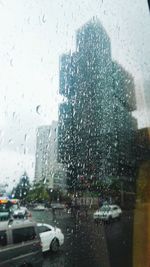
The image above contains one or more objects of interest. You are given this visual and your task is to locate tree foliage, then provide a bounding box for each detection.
[26,179,50,203]
[12,172,30,200]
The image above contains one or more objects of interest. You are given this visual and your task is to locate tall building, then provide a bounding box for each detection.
[35,121,66,190]
[58,18,137,190]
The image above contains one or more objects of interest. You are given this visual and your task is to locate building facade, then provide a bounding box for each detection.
[35,121,66,190]
[58,18,137,191]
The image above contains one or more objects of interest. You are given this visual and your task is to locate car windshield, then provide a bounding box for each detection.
[100,206,111,212]
[0,1,150,267]
[11,204,18,211]
[0,204,9,213]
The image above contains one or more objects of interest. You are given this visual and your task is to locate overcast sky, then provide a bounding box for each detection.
[0,0,150,188]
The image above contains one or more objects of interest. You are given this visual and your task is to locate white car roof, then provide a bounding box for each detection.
[0,219,36,231]
[37,223,54,230]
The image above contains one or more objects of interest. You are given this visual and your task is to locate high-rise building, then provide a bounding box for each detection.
[35,121,66,190]
[58,18,137,190]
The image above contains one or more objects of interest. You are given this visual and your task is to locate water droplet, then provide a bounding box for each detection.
[42,15,46,23]
[24,134,27,141]
[27,17,30,24]
[10,58,13,67]
[36,105,41,115]
[43,177,47,184]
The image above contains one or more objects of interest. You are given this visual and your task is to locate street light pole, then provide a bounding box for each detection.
[121,181,124,206]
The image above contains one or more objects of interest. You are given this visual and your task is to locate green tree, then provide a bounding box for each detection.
[13,172,30,200]
[26,179,50,203]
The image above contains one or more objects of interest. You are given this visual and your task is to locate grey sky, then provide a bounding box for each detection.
[0,0,150,187]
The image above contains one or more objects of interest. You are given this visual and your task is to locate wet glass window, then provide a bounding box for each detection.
[0,1,150,267]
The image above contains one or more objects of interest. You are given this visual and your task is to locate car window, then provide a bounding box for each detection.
[113,207,118,210]
[100,206,110,212]
[0,204,8,212]
[11,204,18,211]
[38,226,51,233]
[12,227,36,244]
[0,231,7,247]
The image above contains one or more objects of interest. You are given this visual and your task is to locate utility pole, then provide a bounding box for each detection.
[121,180,124,206]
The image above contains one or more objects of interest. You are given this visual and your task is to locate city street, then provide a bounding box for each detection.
[32,209,133,267]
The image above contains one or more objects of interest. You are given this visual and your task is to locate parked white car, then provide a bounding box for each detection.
[51,203,66,210]
[37,223,64,252]
[33,205,46,211]
[12,206,31,219]
[93,205,122,222]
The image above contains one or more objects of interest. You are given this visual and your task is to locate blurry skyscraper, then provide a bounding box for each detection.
[58,18,137,190]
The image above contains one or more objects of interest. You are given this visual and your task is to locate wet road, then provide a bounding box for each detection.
[32,209,133,267]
